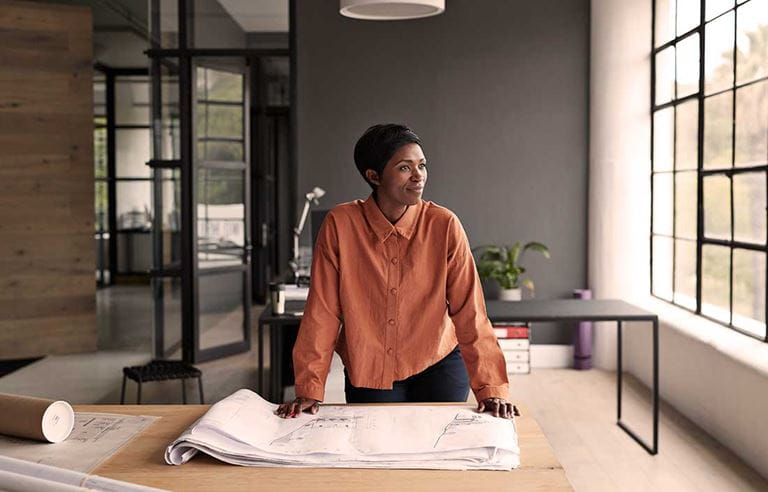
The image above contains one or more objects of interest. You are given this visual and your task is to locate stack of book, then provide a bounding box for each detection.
[493,323,530,374]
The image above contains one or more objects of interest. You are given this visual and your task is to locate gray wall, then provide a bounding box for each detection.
[295,0,589,344]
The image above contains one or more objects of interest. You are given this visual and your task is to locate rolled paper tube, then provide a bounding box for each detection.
[0,393,74,443]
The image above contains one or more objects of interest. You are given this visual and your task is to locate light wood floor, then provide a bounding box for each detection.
[509,369,768,491]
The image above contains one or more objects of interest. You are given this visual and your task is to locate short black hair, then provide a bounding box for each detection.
[354,124,422,191]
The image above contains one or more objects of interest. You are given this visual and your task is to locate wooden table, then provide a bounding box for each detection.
[80,404,572,491]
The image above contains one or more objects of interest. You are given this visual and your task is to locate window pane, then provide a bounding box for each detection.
[156,277,182,356]
[115,77,150,126]
[151,59,180,161]
[676,171,698,238]
[197,103,243,139]
[656,47,675,105]
[704,11,734,94]
[734,172,767,244]
[675,100,699,170]
[706,0,734,20]
[677,0,701,35]
[197,168,245,269]
[95,181,108,231]
[653,236,674,300]
[116,181,152,230]
[736,0,768,85]
[198,141,244,161]
[116,129,151,178]
[674,239,697,309]
[676,34,700,98]
[655,0,676,46]
[702,244,731,322]
[704,174,732,239]
[703,91,734,168]
[199,68,243,102]
[159,170,181,268]
[654,108,675,171]
[734,80,768,166]
[653,173,674,235]
[209,105,243,139]
[94,125,107,178]
[199,271,246,350]
[733,249,766,337]
[94,77,106,118]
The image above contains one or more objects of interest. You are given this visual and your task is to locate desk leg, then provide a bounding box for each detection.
[617,320,623,420]
[258,321,264,396]
[616,318,659,455]
[652,318,659,453]
[273,324,283,403]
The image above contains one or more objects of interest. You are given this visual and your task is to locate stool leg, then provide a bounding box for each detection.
[197,376,204,404]
[137,380,142,405]
[181,378,187,404]
[120,375,126,405]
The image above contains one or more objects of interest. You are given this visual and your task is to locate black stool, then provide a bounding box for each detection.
[121,360,204,404]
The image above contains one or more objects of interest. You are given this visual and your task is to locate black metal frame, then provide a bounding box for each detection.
[93,63,154,286]
[146,0,296,363]
[650,0,768,343]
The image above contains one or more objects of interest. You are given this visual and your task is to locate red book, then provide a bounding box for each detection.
[493,326,529,339]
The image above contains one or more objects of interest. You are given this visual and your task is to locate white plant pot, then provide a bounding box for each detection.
[499,288,522,301]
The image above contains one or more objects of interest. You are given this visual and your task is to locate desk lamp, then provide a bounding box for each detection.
[290,186,325,285]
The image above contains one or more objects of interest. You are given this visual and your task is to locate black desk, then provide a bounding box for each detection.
[486,299,659,455]
[257,300,305,403]
[258,298,659,455]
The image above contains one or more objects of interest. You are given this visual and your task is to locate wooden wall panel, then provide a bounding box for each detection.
[0,0,96,359]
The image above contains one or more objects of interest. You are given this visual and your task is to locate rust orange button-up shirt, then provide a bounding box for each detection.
[293,193,509,403]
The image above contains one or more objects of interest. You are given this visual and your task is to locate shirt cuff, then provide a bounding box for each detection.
[474,385,509,402]
[295,384,325,403]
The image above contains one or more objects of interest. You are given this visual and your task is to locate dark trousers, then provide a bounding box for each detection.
[344,346,470,403]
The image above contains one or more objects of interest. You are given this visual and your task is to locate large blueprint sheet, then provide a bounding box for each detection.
[0,413,157,473]
[165,389,519,470]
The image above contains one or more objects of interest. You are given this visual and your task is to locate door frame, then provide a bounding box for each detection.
[147,0,290,363]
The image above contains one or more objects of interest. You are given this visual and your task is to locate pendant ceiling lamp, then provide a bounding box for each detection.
[340,0,445,20]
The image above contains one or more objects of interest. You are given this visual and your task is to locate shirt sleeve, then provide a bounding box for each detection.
[446,214,510,402]
[292,213,342,402]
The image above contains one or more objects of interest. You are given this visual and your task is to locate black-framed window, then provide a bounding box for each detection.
[93,66,181,284]
[651,0,768,342]
[195,64,247,269]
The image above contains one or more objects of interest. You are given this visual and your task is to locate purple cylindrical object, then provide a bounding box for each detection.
[573,289,592,370]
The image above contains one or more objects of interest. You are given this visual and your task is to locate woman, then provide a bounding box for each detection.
[277,124,513,419]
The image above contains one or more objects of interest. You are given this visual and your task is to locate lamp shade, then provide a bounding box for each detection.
[340,0,445,20]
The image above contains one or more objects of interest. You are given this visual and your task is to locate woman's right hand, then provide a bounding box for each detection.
[275,397,320,418]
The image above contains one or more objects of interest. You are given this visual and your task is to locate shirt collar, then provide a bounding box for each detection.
[362,193,422,243]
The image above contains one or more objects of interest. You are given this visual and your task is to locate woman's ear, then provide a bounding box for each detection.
[365,169,380,186]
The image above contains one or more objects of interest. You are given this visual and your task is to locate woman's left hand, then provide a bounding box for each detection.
[477,398,519,419]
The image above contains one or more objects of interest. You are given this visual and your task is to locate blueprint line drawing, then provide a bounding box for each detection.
[433,412,487,448]
[0,413,157,473]
[270,415,360,446]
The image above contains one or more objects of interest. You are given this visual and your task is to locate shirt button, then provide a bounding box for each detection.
[391,257,398,264]
[387,348,394,355]
[390,288,397,295]
[388,319,395,325]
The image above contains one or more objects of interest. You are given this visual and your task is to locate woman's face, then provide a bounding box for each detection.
[370,143,427,206]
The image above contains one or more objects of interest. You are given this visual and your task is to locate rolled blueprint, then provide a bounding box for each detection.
[0,393,74,443]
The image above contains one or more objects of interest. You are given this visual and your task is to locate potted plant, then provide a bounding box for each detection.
[472,242,551,301]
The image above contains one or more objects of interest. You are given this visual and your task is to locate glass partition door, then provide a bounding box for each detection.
[194,59,252,358]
